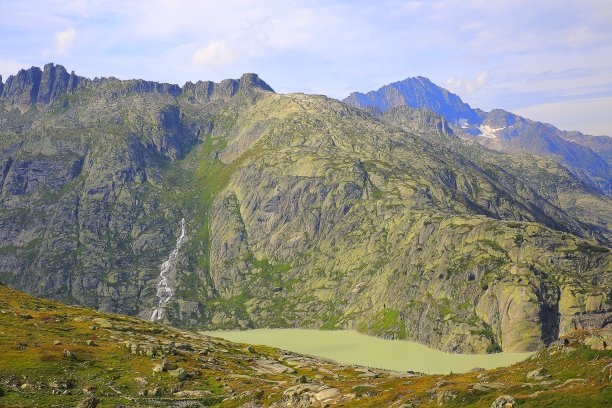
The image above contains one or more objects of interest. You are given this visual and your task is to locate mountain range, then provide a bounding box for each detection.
[344,77,612,195]
[0,63,609,355]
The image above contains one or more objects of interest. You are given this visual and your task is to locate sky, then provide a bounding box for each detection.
[1,0,611,136]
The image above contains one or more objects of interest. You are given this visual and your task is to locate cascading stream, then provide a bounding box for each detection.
[151,218,186,321]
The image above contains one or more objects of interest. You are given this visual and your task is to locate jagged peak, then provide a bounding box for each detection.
[181,73,274,102]
[238,73,274,93]
[394,75,435,87]
[0,63,275,106]
[0,62,84,106]
[344,75,479,125]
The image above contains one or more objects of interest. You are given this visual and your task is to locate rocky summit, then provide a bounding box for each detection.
[0,64,610,356]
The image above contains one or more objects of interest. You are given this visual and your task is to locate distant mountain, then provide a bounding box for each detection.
[560,130,612,164]
[379,105,456,141]
[344,76,481,125]
[343,78,612,194]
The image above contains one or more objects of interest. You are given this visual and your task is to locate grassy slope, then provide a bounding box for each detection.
[0,283,610,407]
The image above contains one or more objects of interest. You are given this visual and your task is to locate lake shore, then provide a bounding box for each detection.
[202,328,532,374]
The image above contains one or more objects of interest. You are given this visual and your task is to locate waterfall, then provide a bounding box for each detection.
[151,218,186,321]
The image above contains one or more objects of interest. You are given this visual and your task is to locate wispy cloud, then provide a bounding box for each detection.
[515,96,612,136]
[192,40,239,69]
[0,59,30,79]
[446,71,489,94]
[55,28,76,54]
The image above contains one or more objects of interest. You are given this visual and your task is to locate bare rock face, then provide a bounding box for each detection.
[182,73,274,103]
[37,63,81,104]
[1,63,83,108]
[0,64,610,354]
[476,277,555,352]
[1,66,42,106]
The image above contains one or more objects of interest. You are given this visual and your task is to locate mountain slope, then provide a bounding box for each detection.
[380,105,612,242]
[559,130,612,164]
[1,283,611,407]
[0,282,420,407]
[343,78,612,194]
[0,64,610,355]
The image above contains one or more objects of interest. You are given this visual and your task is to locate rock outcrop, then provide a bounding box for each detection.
[0,241,611,408]
[1,63,83,108]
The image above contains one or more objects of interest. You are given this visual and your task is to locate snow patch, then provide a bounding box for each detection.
[478,124,506,139]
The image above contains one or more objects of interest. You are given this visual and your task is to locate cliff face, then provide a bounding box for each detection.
[0,65,609,353]
[1,63,82,108]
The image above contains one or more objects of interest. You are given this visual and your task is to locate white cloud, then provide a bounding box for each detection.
[192,40,239,69]
[446,70,488,94]
[261,10,316,49]
[55,27,76,54]
[386,0,424,14]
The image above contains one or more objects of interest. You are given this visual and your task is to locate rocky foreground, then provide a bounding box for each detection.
[0,283,610,407]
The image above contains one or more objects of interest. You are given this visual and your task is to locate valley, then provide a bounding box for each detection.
[1,0,611,406]
[0,64,609,355]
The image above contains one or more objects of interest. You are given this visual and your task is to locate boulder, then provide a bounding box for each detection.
[91,318,113,329]
[153,360,177,374]
[76,396,99,408]
[584,333,609,350]
[314,387,340,402]
[491,395,515,408]
[526,368,550,380]
[471,382,506,392]
[169,367,188,380]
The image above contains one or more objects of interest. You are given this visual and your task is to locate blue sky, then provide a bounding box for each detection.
[1,0,612,135]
